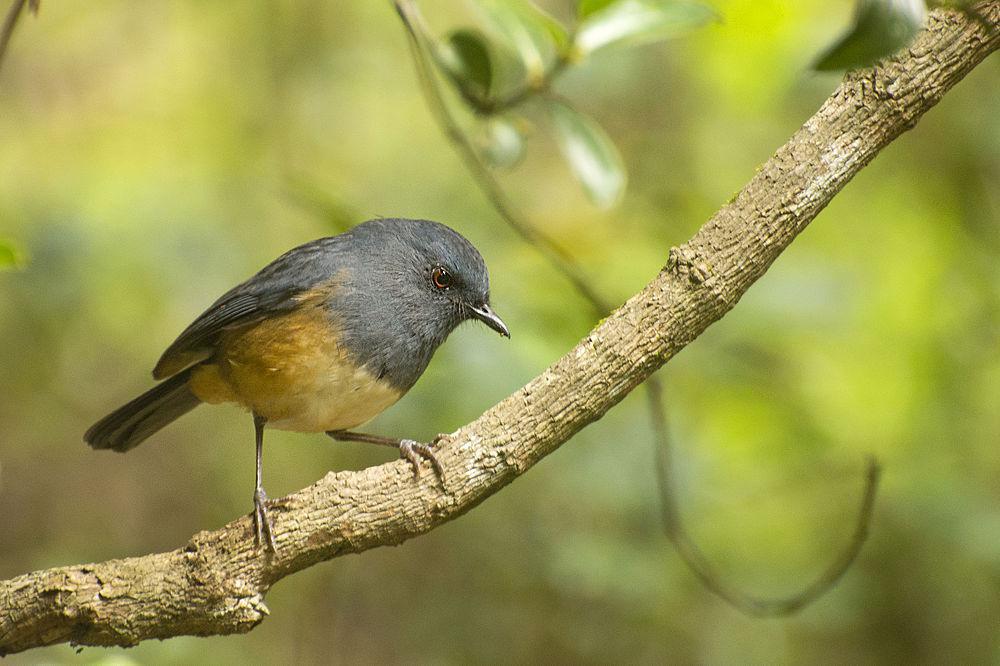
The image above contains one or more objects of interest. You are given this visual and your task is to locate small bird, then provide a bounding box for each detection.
[85,218,509,551]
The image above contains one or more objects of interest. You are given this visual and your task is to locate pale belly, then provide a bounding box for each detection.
[263,362,402,432]
[187,307,403,432]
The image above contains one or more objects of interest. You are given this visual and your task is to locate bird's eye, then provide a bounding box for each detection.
[431,265,452,290]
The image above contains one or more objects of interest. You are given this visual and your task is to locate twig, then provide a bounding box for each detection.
[396,0,882,617]
[396,0,610,318]
[0,0,35,75]
[646,377,881,616]
[469,56,572,115]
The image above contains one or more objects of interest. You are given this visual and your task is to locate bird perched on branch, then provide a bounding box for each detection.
[85,218,509,551]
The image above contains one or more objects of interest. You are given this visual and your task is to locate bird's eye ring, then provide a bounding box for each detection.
[431,265,452,290]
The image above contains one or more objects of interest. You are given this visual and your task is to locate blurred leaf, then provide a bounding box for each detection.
[477,116,526,168]
[574,0,719,55]
[437,29,494,100]
[548,100,626,208]
[473,0,569,84]
[284,175,358,234]
[578,0,617,18]
[0,238,26,270]
[814,0,927,71]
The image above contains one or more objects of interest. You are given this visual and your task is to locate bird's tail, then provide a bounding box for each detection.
[85,368,202,452]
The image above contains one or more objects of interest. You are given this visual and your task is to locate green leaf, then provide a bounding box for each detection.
[473,0,569,84]
[548,101,626,208]
[814,0,927,71]
[0,238,27,271]
[477,116,526,169]
[437,29,494,99]
[578,0,617,18]
[574,0,719,55]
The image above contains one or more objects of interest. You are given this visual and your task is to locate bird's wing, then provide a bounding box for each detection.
[152,237,342,380]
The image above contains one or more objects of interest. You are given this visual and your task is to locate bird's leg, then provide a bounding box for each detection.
[326,430,446,482]
[252,413,276,552]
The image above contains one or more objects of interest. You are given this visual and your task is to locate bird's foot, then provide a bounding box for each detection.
[252,487,276,553]
[399,438,446,484]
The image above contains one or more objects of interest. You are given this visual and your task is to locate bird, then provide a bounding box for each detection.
[84,217,509,551]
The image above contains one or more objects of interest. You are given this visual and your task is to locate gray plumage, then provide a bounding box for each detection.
[331,218,491,390]
[84,369,201,452]
[86,217,504,452]
[157,217,492,389]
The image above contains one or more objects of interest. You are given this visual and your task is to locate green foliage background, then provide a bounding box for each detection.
[1,1,998,663]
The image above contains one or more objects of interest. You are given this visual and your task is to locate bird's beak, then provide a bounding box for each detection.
[469,303,510,338]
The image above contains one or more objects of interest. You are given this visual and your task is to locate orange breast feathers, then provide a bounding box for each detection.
[187,301,402,433]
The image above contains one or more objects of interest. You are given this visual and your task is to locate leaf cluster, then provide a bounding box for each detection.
[434,0,718,208]
[429,0,936,210]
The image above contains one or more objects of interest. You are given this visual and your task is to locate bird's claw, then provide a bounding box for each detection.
[252,488,276,553]
[399,438,446,484]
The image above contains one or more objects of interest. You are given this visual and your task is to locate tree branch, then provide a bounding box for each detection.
[396,0,882,617]
[0,0,36,76]
[1,2,996,655]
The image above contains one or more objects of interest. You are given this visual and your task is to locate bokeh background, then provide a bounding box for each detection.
[1,1,998,663]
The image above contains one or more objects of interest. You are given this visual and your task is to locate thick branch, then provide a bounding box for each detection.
[397,0,881,617]
[1,3,996,655]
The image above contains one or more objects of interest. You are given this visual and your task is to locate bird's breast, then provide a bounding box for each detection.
[188,305,403,432]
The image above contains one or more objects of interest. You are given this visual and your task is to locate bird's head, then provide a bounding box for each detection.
[335,218,508,390]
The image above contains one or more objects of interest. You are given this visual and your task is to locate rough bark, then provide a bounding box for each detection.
[1,3,997,655]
